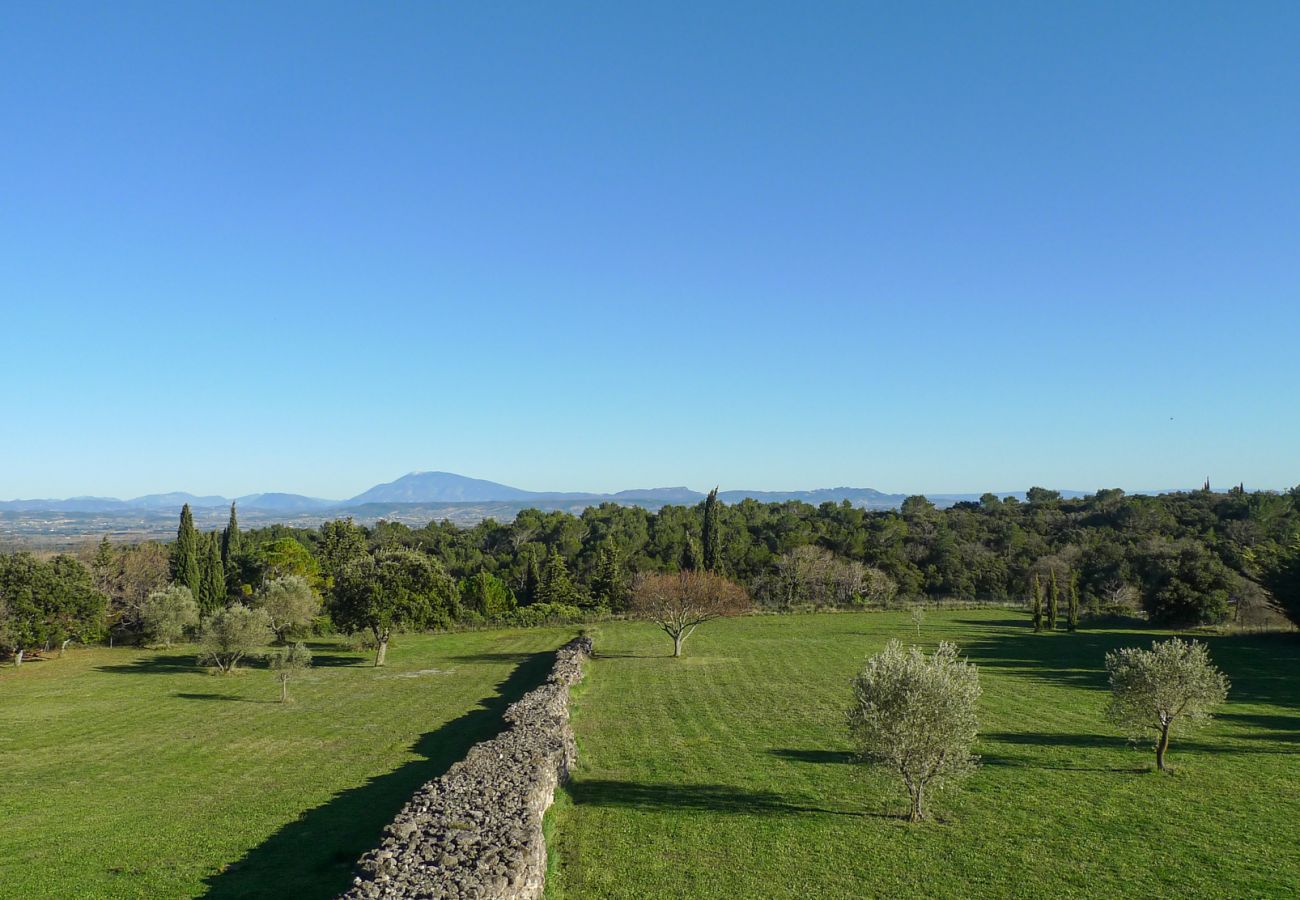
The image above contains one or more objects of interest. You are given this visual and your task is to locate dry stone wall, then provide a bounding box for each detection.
[341,636,592,900]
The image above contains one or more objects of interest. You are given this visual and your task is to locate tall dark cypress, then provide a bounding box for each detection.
[199,531,226,613]
[1066,576,1080,632]
[702,486,721,572]
[522,551,542,606]
[1031,574,1044,633]
[221,501,242,590]
[171,504,201,597]
[1047,570,1060,631]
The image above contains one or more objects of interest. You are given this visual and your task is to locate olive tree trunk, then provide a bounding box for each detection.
[375,638,389,667]
[14,649,23,668]
[1156,722,1172,771]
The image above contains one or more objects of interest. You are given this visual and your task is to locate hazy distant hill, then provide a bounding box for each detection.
[343,472,536,504]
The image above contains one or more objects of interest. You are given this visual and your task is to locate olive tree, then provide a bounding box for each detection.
[255,575,320,643]
[197,603,272,673]
[269,641,313,703]
[629,571,749,657]
[847,641,981,822]
[140,584,199,648]
[1105,638,1229,771]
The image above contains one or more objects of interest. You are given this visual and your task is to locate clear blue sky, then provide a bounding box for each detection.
[2,2,1297,500]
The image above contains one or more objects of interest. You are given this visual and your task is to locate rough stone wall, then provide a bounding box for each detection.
[342,636,592,900]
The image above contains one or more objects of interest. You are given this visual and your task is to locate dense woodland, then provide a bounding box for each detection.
[3,485,1300,658]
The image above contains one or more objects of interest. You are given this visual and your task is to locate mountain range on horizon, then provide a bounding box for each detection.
[0,469,1172,516]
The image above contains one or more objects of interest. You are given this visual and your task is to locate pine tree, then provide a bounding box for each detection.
[171,504,201,597]
[1031,574,1044,633]
[538,549,579,606]
[221,501,242,592]
[1047,570,1060,631]
[591,543,626,610]
[199,532,226,613]
[702,486,721,572]
[1067,575,1080,632]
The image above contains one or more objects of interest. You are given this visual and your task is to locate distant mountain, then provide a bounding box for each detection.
[128,492,230,509]
[236,493,338,512]
[344,472,537,505]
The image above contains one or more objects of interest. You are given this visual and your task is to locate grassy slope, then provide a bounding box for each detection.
[0,627,572,899]
[546,611,1300,899]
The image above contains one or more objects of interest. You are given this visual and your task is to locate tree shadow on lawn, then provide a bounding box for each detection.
[982,730,1288,757]
[768,748,856,765]
[201,648,557,900]
[568,779,897,820]
[174,692,276,703]
[97,653,197,675]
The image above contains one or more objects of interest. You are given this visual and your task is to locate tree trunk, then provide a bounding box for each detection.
[280,678,289,703]
[375,639,388,667]
[14,649,23,667]
[1156,723,1171,771]
[60,639,71,657]
[673,633,683,657]
[909,783,925,822]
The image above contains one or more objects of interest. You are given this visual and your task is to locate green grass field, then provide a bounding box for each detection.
[545,611,1300,899]
[0,627,572,899]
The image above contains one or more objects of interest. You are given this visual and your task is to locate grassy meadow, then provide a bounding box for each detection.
[544,610,1300,899]
[0,627,573,899]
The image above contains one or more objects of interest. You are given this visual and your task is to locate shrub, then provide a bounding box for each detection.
[140,584,199,648]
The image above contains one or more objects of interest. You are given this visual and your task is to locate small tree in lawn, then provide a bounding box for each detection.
[1105,638,1229,772]
[269,641,312,703]
[847,641,981,822]
[197,603,272,674]
[140,584,199,648]
[909,606,925,638]
[629,571,748,658]
[256,575,320,643]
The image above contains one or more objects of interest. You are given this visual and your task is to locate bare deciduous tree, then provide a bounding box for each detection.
[1105,638,1229,771]
[630,571,749,657]
[269,641,313,703]
[847,640,981,822]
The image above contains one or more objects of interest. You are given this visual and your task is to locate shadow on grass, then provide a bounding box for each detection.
[442,651,540,664]
[201,648,557,900]
[97,653,196,675]
[568,780,895,819]
[768,748,855,765]
[174,692,276,703]
[980,754,1150,774]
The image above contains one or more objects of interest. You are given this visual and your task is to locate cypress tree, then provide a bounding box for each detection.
[1066,575,1080,632]
[1031,574,1044,632]
[702,487,721,572]
[171,504,201,597]
[221,501,242,591]
[1047,570,1060,631]
[522,551,542,606]
[199,532,226,613]
[591,543,626,610]
[680,536,701,572]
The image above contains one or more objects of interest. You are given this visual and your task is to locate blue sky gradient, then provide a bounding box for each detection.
[2,2,1297,499]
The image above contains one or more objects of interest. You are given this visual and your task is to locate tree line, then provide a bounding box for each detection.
[3,485,1299,664]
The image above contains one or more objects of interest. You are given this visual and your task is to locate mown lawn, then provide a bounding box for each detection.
[545,610,1300,899]
[0,627,572,899]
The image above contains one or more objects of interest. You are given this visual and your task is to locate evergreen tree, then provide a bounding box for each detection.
[221,502,242,591]
[1067,575,1080,632]
[170,504,201,597]
[521,550,542,606]
[591,543,626,610]
[702,487,721,572]
[538,549,580,606]
[1031,574,1044,633]
[1047,570,1060,630]
[680,536,701,572]
[199,532,226,613]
